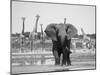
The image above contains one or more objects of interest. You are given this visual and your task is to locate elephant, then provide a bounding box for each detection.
[45,23,77,66]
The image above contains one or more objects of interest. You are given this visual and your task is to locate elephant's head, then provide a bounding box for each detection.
[45,23,77,47]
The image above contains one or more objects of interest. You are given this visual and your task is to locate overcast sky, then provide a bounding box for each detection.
[12,1,95,34]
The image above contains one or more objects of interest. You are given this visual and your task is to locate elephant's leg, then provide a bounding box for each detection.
[58,49,62,65]
[53,50,60,65]
[62,49,68,66]
[66,52,71,66]
[53,46,60,65]
[66,39,72,65]
[62,48,72,66]
[52,42,60,65]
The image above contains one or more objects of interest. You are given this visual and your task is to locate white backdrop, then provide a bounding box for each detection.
[0,0,99,75]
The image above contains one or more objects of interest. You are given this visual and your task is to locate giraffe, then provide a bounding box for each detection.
[29,14,40,51]
[81,28,91,49]
[81,28,90,41]
[29,14,40,39]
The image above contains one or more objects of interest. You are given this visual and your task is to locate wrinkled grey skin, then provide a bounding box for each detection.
[45,23,77,66]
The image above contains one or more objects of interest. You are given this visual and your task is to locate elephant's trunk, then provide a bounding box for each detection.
[60,34,72,54]
[58,31,67,48]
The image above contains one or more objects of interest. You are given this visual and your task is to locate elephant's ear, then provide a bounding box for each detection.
[45,24,58,41]
[65,24,78,38]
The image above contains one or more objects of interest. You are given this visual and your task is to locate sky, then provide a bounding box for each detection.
[12,1,95,34]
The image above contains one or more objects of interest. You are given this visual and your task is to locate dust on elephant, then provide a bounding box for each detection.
[45,23,77,66]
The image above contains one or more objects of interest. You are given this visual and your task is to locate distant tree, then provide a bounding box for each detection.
[87,33,96,39]
[23,32,30,38]
[11,33,20,37]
